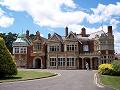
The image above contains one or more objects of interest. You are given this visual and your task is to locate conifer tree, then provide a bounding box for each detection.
[0,37,17,77]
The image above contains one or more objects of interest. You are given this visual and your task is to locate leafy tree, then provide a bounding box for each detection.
[0,32,17,54]
[112,60,120,76]
[0,37,17,77]
[5,32,17,54]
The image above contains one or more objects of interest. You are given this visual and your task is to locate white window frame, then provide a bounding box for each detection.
[49,45,60,52]
[58,57,65,66]
[14,47,19,53]
[50,57,56,66]
[67,57,75,66]
[67,44,77,51]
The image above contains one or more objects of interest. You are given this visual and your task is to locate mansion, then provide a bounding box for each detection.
[12,26,114,69]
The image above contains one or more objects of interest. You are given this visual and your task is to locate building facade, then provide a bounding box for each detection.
[13,31,47,69]
[13,26,114,69]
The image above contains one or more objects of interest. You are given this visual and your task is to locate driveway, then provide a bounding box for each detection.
[0,69,113,90]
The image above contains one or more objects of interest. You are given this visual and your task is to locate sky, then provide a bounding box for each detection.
[0,0,120,53]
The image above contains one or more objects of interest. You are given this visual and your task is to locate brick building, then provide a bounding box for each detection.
[13,26,114,69]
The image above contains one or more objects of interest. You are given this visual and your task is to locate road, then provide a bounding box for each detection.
[0,69,113,90]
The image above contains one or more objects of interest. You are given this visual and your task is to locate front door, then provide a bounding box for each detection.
[35,58,41,68]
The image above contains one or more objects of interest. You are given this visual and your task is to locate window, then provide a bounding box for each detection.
[104,56,106,58]
[50,58,56,66]
[14,47,27,54]
[34,43,41,50]
[67,44,77,51]
[49,45,60,52]
[67,58,75,66]
[58,58,65,66]
[24,48,27,53]
[20,47,27,54]
[15,48,19,53]
[20,48,24,53]
[83,45,89,51]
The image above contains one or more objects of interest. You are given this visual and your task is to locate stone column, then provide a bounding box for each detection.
[82,58,84,69]
[98,57,101,65]
[65,54,67,69]
[64,44,66,51]
[56,54,58,69]
[90,58,92,70]
[47,55,50,68]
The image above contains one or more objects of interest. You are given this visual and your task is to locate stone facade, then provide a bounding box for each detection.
[13,26,114,69]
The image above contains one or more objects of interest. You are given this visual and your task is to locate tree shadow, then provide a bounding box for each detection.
[0,76,22,80]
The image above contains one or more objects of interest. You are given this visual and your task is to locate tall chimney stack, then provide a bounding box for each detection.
[81,27,86,37]
[65,26,68,37]
[108,26,112,35]
[26,30,29,39]
[48,33,51,39]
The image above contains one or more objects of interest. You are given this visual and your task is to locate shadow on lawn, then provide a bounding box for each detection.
[0,76,22,80]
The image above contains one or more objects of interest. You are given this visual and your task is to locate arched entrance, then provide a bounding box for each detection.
[83,57,91,69]
[92,57,99,70]
[33,57,42,69]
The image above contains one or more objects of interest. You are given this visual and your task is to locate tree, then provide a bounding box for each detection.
[5,32,17,54]
[0,32,17,54]
[0,37,17,77]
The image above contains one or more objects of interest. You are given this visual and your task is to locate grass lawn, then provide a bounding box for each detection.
[101,75,120,90]
[0,70,57,83]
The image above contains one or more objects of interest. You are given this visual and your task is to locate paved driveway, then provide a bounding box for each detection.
[0,69,113,90]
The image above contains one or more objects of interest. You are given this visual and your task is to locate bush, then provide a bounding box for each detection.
[0,37,17,77]
[111,60,120,76]
[98,64,113,75]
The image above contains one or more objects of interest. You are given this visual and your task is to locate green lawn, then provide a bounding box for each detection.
[0,70,57,83]
[101,75,120,90]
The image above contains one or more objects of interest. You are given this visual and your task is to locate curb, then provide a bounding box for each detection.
[0,73,60,84]
[94,73,104,88]
[94,73,115,90]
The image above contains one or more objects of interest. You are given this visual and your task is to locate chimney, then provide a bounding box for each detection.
[81,27,86,37]
[108,26,112,35]
[65,26,68,37]
[36,31,40,38]
[26,30,29,39]
[48,33,51,39]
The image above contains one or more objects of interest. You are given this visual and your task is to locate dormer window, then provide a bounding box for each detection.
[83,45,89,51]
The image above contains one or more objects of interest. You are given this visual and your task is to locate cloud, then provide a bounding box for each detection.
[0,0,120,53]
[68,24,108,34]
[0,8,14,28]
[0,0,88,28]
[87,2,120,25]
[114,32,120,53]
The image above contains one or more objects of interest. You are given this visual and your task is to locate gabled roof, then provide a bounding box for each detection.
[48,33,63,42]
[65,31,82,44]
[88,30,106,39]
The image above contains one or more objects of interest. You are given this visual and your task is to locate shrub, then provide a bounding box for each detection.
[0,37,17,77]
[111,60,120,76]
[98,64,113,75]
